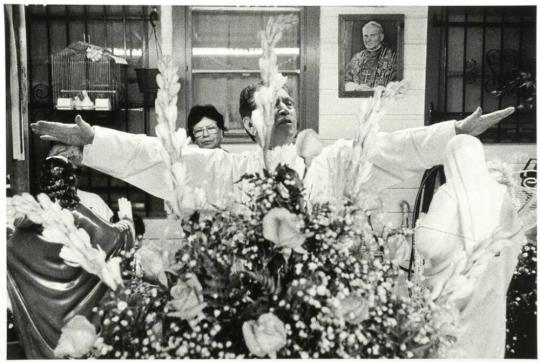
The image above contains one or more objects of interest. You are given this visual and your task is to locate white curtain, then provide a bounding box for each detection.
[6,4,28,161]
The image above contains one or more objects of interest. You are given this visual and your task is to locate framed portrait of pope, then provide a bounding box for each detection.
[339,14,404,98]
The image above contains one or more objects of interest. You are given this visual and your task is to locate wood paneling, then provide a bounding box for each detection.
[301,6,320,132]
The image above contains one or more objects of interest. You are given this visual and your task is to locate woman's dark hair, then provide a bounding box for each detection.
[186,105,226,141]
[40,156,80,209]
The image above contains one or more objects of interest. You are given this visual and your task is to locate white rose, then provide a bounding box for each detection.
[54,315,97,358]
[242,313,287,358]
[334,295,370,324]
[262,208,306,251]
[136,246,170,287]
[167,274,206,321]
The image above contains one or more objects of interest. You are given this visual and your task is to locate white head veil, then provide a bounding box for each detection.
[443,135,507,255]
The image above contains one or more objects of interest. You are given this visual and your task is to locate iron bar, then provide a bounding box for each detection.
[142,5,150,217]
[480,8,486,111]
[64,5,70,44]
[497,12,505,142]
[515,13,524,142]
[461,10,468,116]
[191,69,301,74]
[122,5,130,201]
[443,9,449,117]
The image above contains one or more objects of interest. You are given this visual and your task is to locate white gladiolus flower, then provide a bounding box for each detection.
[154,55,207,219]
[171,162,188,187]
[171,129,188,155]
[41,227,69,244]
[100,257,124,291]
[156,73,164,89]
[165,106,178,132]
[36,193,54,208]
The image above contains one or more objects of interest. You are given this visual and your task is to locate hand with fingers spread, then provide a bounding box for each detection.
[117,197,133,222]
[30,115,95,146]
[455,106,515,136]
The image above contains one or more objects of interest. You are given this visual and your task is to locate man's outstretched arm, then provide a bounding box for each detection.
[32,115,173,199]
[366,106,516,188]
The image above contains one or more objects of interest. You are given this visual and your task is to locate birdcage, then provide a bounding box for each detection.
[51,41,127,111]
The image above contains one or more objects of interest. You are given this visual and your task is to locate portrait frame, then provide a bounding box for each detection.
[338,14,404,98]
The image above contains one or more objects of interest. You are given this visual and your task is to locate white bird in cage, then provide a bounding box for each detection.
[80,91,94,110]
[73,95,83,110]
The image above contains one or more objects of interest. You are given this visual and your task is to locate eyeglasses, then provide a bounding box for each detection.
[193,126,219,138]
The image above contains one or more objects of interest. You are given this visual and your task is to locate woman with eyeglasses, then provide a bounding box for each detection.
[187,105,227,149]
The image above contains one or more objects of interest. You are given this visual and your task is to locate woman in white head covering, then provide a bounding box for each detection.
[415,134,525,358]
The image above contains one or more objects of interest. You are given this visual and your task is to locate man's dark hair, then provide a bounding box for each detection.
[239,83,262,120]
[239,84,261,141]
[186,105,226,141]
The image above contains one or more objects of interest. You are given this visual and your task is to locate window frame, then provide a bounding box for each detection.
[184,6,319,144]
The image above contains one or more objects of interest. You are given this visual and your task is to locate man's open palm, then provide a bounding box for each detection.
[31,115,94,146]
[456,106,515,136]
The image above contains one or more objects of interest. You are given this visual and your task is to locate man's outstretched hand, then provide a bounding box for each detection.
[30,115,95,146]
[455,106,515,136]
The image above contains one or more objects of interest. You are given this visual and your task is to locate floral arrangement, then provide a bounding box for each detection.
[7,15,461,360]
[50,164,455,359]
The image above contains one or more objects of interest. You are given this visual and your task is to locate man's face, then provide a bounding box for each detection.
[192,117,223,149]
[269,88,298,148]
[362,25,384,51]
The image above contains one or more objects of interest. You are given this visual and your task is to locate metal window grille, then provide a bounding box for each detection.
[428,6,536,143]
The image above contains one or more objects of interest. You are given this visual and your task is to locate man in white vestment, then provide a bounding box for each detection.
[31,85,515,207]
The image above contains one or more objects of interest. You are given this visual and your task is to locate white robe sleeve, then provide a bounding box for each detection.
[82,126,263,203]
[304,120,456,202]
[366,120,457,189]
[83,126,173,200]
